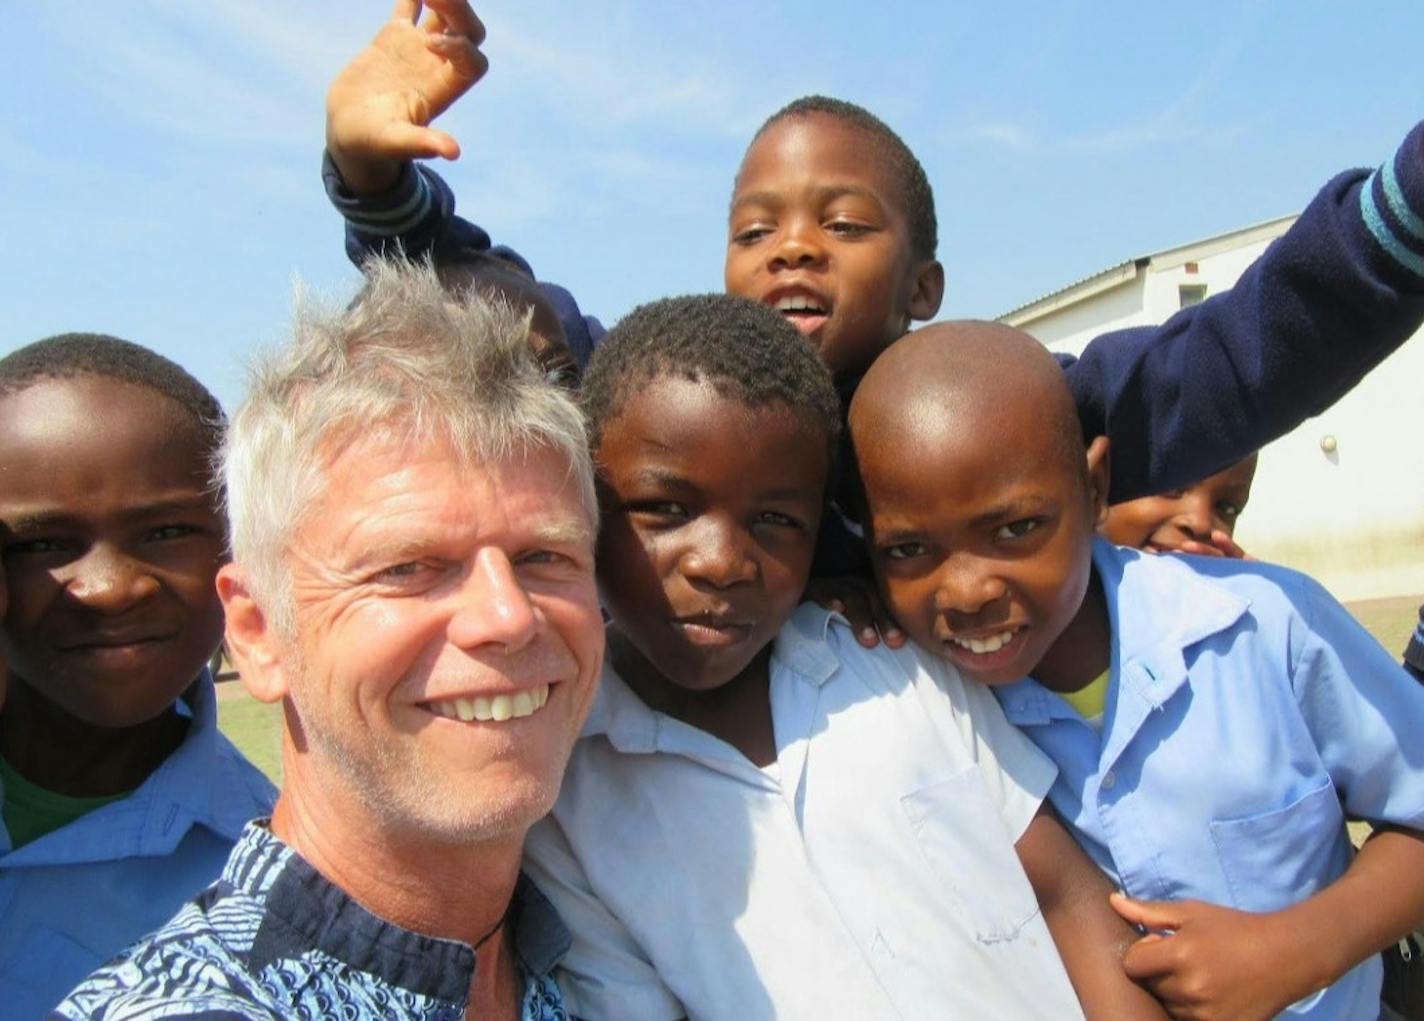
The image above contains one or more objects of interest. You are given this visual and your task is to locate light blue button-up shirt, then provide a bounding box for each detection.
[0,673,275,1019]
[997,539,1424,1020]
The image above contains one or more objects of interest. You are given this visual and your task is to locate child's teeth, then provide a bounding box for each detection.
[954,631,1016,654]
[776,296,824,313]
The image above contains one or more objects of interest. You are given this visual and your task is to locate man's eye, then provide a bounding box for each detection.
[883,542,926,561]
[995,519,1040,541]
[376,561,432,583]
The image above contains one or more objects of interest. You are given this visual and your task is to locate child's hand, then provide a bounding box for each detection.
[1172,530,1253,560]
[804,575,906,649]
[1111,894,1310,1021]
[326,0,489,194]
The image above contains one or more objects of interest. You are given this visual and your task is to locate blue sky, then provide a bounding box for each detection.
[5,1,1423,405]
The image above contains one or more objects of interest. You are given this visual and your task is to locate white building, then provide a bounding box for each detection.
[998,218,1424,602]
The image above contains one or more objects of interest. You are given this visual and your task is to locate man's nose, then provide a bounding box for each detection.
[449,548,539,653]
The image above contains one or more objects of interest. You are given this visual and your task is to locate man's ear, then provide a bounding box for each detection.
[908,259,945,322]
[1085,435,1111,527]
[216,563,291,705]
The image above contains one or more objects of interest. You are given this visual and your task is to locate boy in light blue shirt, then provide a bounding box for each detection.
[0,335,275,1018]
[849,320,1424,1020]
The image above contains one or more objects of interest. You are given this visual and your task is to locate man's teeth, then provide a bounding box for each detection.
[950,631,1017,655]
[429,684,550,722]
[775,295,826,313]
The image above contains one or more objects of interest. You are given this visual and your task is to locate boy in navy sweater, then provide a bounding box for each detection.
[322,1,1424,578]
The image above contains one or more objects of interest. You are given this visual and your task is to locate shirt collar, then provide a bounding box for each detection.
[0,671,275,864]
[999,540,1250,724]
[582,606,843,756]
[229,821,569,1001]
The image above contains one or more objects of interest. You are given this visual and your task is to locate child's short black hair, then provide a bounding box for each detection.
[754,95,937,262]
[582,294,840,461]
[0,333,224,452]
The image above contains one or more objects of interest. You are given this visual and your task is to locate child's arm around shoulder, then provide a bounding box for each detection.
[1066,121,1424,503]
[1016,806,1170,1021]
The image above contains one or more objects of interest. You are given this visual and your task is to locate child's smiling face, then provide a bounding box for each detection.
[851,323,1110,689]
[0,376,227,727]
[595,375,828,697]
[725,113,943,380]
[1100,454,1257,552]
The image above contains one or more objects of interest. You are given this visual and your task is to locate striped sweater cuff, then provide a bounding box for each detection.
[1360,122,1424,280]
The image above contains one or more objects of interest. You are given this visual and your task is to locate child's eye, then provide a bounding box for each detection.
[883,541,927,561]
[628,501,689,520]
[1215,502,1243,521]
[731,224,774,245]
[7,537,69,556]
[825,219,873,238]
[146,524,200,542]
[994,519,1041,541]
[754,510,803,530]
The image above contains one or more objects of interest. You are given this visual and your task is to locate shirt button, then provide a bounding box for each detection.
[1100,770,1116,790]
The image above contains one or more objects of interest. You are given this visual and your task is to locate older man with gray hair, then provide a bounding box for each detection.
[56,259,604,1021]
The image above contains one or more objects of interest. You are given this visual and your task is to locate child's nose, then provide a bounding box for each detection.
[769,216,827,269]
[932,557,1008,615]
[679,523,758,589]
[66,545,161,614]
[1170,494,1215,540]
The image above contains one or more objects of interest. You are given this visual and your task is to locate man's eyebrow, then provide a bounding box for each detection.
[533,519,595,547]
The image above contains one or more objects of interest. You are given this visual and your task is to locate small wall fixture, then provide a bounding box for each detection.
[1320,434,1338,454]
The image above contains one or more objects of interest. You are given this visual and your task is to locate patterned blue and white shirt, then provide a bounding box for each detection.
[53,821,573,1020]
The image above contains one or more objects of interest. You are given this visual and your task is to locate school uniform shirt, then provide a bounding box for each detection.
[0,673,275,1019]
[996,539,1424,1021]
[522,604,1084,1021]
[54,822,573,1021]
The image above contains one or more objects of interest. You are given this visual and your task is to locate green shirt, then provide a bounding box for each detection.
[1059,669,1110,730]
[0,755,133,849]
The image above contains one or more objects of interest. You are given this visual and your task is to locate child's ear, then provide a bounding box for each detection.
[216,563,291,705]
[1085,435,1111,526]
[907,260,945,322]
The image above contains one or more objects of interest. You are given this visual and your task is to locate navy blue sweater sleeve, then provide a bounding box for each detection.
[1065,122,1424,502]
[322,153,605,368]
[325,124,1424,499]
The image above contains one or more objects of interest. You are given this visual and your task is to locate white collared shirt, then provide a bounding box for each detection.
[524,605,1083,1020]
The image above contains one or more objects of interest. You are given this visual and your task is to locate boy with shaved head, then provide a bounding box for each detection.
[850,322,1424,1020]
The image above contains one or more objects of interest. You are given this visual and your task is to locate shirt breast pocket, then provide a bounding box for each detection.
[901,765,1041,944]
[1209,778,1345,914]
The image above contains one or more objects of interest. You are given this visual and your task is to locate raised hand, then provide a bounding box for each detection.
[326,0,489,194]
